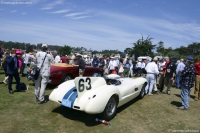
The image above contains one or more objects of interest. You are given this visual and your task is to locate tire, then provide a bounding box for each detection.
[61,74,71,83]
[100,96,118,121]
[139,82,147,99]
[93,72,102,77]
[97,72,103,77]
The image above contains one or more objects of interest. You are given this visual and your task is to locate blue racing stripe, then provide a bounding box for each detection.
[62,86,76,100]
[62,86,77,108]
[68,91,77,108]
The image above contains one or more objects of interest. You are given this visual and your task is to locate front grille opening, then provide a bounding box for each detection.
[74,106,80,109]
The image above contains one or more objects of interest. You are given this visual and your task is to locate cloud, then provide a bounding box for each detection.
[95,10,200,46]
[21,12,27,15]
[64,12,88,18]
[10,10,17,13]
[72,16,91,20]
[47,0,64,7]
[50,9,70,14]
[40,0,64,10]
[40,7,53,10]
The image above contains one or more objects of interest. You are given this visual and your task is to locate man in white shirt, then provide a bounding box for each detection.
[145,57,159,95]
[34,44,55,104]
[22,51,31,76]
[135,60,142,76]
[108,57,115,74]
[113,57,119,74]
[85,56,90,66]
[55,54,61,63]
[176,59,185,88]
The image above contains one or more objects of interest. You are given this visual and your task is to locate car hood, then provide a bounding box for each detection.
[50,63,77,71]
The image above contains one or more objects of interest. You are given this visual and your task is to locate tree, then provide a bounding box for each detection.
[131,35,156,57]
[58,45,72,56]
[156,41,165,55]
[167,51,180,59]
[124,48,132,56]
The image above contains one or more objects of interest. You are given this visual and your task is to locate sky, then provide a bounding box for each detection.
[0,0,200,52]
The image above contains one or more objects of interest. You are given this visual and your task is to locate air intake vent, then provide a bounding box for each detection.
[74,106,80,109]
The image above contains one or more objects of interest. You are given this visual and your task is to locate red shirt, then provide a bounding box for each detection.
[160,61,169,74]
[195,62,200,75]
[61,56,69,63]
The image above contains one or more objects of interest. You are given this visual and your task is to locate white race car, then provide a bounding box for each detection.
[49,74,147,120]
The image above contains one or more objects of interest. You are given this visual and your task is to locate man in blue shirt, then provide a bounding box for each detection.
[92,56,99,68]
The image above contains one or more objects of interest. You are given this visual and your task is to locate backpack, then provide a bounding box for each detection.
[16,82,27,91]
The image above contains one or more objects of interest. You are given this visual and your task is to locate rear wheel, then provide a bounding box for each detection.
[61,74,72,83]
[100,96,118,121]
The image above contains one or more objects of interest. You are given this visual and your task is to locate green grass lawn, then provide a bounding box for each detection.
[0,70,200,133]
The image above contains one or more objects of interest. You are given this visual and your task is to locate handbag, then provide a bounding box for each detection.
[34,54,47,80]
[119,66,124,73]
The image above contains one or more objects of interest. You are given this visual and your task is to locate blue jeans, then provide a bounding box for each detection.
[176,73,181,88]
[145,74,155,94]
[180,85,191,109]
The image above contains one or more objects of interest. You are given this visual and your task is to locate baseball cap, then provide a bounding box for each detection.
[186,56,194,62]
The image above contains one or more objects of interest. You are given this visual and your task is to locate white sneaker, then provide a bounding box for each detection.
[3,80,7,84]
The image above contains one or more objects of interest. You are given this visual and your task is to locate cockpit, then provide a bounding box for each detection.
[105,74,121,85]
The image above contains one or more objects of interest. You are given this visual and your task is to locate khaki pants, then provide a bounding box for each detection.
[163,77,173,92]
[159,74,165,91]
[194,75,200,99]
[34,74,49,102]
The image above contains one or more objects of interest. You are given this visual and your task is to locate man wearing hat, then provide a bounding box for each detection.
[34,43,55,104]
[178,56,196,110]
[144,57,159,95]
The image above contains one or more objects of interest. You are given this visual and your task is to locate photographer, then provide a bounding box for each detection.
[34,44,55,104]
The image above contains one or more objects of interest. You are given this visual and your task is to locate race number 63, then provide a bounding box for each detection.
[78,78,91,92]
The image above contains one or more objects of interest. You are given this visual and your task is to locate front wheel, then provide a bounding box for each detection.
[100,96,118,121]
[139,82,147,99]
[61,74,72,83]
[92,72,103,77]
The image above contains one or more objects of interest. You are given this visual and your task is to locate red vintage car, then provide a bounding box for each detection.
[49,63,104,84]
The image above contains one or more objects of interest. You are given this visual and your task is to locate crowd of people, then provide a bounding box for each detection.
[0,45,199,110]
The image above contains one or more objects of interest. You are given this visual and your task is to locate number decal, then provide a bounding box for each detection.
[86,78,91,90]
[78,78,91,92]
[78,79,84,92]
